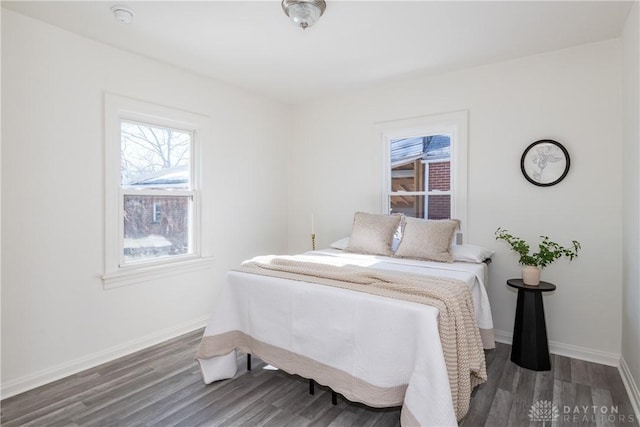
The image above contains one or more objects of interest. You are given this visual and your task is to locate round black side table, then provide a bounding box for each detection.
[507,278,556,371]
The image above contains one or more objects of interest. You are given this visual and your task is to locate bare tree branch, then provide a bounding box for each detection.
[121,121,191,183]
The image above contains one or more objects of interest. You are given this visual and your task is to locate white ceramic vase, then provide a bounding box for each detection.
[522,265,541,286]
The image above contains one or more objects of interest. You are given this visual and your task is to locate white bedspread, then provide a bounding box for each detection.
[197,250,494,427]
[311,249,494,333]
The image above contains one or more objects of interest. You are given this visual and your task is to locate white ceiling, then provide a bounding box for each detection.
[3,1,634,105]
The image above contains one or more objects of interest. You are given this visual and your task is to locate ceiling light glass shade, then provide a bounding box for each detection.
[282,0,326,30]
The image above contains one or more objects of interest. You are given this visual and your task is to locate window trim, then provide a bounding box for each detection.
[377,110,468,234]
[103,93,213,288]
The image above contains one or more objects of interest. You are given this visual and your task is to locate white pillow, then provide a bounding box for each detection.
[344,212,403,256]
[451,243,494,263]
[394,218,460,262]
[331,236,401,252]
[330,237,350,250]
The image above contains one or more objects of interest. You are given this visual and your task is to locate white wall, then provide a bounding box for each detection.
[621,1,640,414]
[289,40,623,361]
[1,10,290,396]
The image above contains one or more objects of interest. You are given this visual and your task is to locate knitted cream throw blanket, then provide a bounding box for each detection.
[236,256,487,421]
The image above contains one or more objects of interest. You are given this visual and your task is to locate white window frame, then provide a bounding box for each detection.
[424,158,452,205]
[377,110,468,235]
[103,94,213,288]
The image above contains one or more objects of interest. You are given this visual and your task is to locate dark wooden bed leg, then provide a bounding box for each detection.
[331,390,337,405]
[247,354,252,371]
[309,379,315,395]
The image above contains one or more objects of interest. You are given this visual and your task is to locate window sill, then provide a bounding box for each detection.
[102,256,215,289]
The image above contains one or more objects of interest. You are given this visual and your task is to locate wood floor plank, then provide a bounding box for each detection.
[507,367,537,426]
[209,375,294,426]
[306,404,344,427]
[489,341,511,369]
[554,354,573,383]
[114,372,211,425]
[571,358,593,386]
[371,408,402,427]
[166,367,286,425]
[484,388,514,426]
[20,401,87,427]
[592,387,617,427]
[532,364,555,404]
[152,366,276,426]
[575,383,597,427]
[74,365,203,425]
[602,366,639,427]
[2,366,157,426]
[1,372,101,420]
[260,408,309,426]
[2,329,638,427]
[459,347,504,427]
[271,377,327,415]
[589,362,615,391]
[552,379,565,427]
[559,379,579,412]
[230,403,281,427]
[497,348,522,393]
[350,405,399,426]
[215,398,281,427]
[326,405,368,426]
[269,376,312,409]
[297,388,337,421]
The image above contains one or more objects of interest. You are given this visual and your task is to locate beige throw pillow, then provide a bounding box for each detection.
[345,212,403,256]
[395,218,460,262]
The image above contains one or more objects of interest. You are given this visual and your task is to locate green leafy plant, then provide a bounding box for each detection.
[495,228,581,269]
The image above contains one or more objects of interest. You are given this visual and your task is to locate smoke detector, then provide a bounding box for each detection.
[111,5,135,24]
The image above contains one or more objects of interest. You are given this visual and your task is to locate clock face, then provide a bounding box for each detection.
[521,140,570,187]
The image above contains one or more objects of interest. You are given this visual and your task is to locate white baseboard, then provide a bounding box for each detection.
[1,315,209,400]
[493,329,621,367]
[619,356,640,421]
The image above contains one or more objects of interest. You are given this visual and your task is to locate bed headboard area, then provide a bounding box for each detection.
[329,211,494,264]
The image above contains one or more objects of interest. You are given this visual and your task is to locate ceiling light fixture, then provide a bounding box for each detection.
[111,5,135,24]
[281,0,326,30]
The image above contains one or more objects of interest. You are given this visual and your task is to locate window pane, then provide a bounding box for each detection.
[390,135,450,190]
[427,194,451,220]
[390,195,425,218]
[389,194,451,220]
[428,161,450,191]
[391,161,423,192]
[389,134,452,219]
[123,195,191,263]
[120,121,191,190]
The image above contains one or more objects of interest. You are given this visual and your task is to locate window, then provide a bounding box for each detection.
[389,135,451,219]
[379,111,468,232]
[152,202,162,224]
[121,120,194,264]
[104,94,212,287]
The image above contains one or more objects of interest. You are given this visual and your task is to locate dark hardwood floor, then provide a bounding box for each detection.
[1,329,637,426]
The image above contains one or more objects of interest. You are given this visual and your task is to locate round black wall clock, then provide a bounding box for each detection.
[520,139,570,187]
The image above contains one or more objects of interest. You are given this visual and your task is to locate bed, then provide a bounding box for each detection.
[196,214,495,427]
